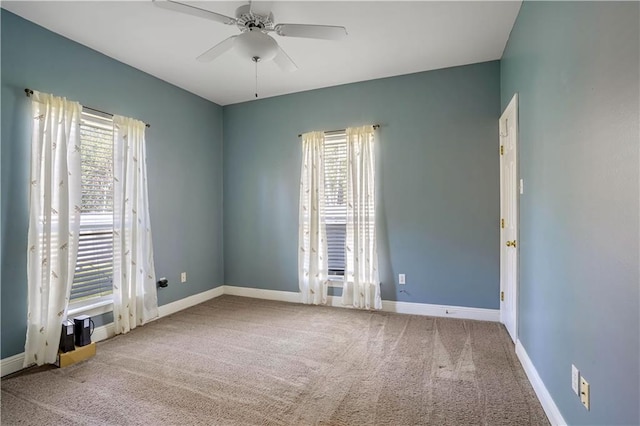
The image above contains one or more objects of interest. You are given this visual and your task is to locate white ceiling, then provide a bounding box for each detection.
[3,1,522,105]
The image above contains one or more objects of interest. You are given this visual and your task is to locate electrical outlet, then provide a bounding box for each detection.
[399,274,406,285]
[580,376,590,410]
[571,364,579,395]
[181,272,187,283]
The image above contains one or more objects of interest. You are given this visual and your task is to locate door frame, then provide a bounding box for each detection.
[499,93,519,341]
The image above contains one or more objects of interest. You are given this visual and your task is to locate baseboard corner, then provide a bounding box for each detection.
[515,339,567,426]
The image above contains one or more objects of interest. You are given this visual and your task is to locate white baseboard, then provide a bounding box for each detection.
[382,299,499,322]
[223,285,302,304]
[1,285,558,426]
[92,322,116,343]
[1,286,226,377]
[223,285,499,322]
[1,322,116,377]
[2,285,497,377]
[515,339,566,426]
[157,286,224,318]
[0,352,27,378]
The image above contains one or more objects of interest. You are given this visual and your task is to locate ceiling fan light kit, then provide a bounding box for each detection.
[235,30,278,62]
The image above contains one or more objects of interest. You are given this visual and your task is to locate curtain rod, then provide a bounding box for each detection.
[298,124,379,138]
[25,88,150,128]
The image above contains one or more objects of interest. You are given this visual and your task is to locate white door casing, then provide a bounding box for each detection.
[499,93,518,343]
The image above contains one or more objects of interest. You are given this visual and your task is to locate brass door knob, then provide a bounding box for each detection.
[506,240,517,248]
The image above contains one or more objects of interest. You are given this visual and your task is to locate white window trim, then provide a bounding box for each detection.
[68,295,113,318]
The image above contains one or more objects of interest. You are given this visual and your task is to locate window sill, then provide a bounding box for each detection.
[68,296,113,318]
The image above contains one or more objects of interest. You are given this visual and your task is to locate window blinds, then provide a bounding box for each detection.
[323,131,347,275]
[71,111,114,302]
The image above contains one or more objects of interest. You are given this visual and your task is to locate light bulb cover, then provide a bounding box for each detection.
[235,30,278,61]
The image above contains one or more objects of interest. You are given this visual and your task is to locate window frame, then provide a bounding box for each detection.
[70,109,115,313]
[323,131,348,281]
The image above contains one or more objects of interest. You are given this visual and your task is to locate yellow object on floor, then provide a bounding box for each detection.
[56,342,96,368]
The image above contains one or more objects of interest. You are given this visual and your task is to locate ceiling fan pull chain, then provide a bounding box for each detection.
[254,56,259,98]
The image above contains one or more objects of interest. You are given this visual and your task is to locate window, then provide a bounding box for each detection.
[71,110,114,303]
[323,131,347,276]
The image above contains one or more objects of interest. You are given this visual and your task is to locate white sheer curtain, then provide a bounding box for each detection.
[342,126,381,310]
[298,131,329,305]
[25,91,82,366]
[112,115,158,334]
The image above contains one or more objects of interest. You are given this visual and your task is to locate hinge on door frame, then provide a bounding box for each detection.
[500,145,504,155]
[501,291,504,302]
[501,218,505,229]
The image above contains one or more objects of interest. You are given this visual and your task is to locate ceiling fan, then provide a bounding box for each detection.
[153,0,348,72]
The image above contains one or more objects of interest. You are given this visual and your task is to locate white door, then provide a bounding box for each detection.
[499,94,518,343]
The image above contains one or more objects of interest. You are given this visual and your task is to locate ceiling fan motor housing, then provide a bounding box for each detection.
[235,4,274,32]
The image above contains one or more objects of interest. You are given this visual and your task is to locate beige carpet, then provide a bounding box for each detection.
[2,295,549,425]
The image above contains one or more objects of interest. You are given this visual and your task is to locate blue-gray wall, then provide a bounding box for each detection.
[223,61,501,308]
[501,2,639,424]
[1,10,224,359]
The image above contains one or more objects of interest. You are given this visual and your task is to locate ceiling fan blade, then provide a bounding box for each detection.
[273,45,298,72]
[196,36,238,62]
[249,1,273,17]
[274,24,347,40]
[153,0,236,25]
